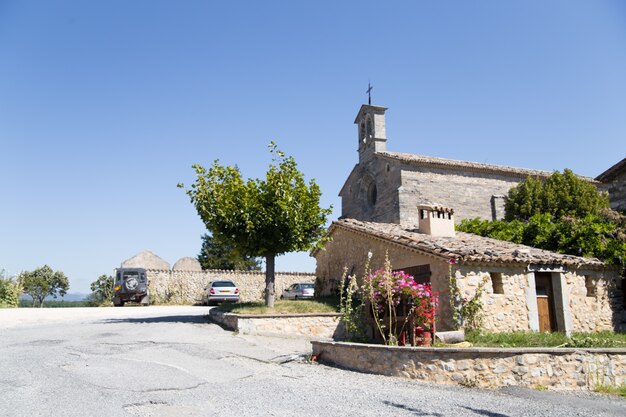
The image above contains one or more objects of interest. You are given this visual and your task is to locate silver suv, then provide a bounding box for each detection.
[113,268,150,306]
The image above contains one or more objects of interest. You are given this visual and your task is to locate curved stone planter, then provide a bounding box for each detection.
[311,340,626,391]
[209,309,342,339]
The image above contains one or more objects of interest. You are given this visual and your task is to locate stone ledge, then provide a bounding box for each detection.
[226,312,341,319]
[312,340,626,355]
[311,340,626,391]
[209,309,342,339]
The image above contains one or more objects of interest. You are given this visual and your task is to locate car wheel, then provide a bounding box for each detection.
[295,296,299,300]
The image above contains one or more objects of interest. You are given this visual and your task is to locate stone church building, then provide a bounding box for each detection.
[314,103,625,333]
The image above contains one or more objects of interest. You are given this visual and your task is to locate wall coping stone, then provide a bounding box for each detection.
[211,310,341,319]
[120,267,316,275]
[312,340,626,355]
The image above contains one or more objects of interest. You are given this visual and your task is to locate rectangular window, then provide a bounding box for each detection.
[490,272,504,294]
[585,275,596,297]
[394,264,431,284]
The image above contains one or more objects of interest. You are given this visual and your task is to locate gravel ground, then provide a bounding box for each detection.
[0,306,624,417]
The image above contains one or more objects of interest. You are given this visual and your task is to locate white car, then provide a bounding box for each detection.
[281,283,315,300]
[203,280,240,305]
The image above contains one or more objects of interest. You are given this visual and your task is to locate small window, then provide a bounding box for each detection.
[585,275,596,297]
[386,163,390,173]
[367,183,377,206]
[490,272,504,294]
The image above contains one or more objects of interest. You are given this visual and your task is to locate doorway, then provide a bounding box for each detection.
[535,272,557,332]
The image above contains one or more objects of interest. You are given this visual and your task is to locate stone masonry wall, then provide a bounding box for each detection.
[452,267,531,332]
[340,154,528,226]
[209,310,342,339]
[145,269,315,304]
[340,161,402,224]
[605,168,626,212]
[312,341,626,391]
[399,167,523,224]
[566,270,622,332]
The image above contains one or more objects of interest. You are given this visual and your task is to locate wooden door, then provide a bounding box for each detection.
[535,273,557,332]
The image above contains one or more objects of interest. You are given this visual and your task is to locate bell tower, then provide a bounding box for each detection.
[354,104,387,162]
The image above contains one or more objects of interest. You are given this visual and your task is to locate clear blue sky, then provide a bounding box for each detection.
[1,1,625,294]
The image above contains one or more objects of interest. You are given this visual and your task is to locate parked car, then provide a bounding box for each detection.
[113,268,149,306]
[203,280,240,305]
[281,283,315,300]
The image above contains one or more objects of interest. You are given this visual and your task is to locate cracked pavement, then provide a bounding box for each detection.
[1,306,625,417]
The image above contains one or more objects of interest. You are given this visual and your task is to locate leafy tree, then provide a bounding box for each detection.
[458,169,626,273]
[20,265,69,308]
[89,274,114,305]
[198,234,261,271]
[0,271,21,308]
[505,168,610,221]
[180,142,332,307]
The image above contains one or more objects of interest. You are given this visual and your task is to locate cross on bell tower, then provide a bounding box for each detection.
[354,87,387,162]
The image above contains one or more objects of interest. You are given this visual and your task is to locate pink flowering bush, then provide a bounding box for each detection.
[360,257,439,346]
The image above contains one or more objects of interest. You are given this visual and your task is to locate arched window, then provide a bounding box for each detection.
[367,182,377,206]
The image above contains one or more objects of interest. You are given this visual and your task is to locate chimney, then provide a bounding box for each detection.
[417,204,455,237]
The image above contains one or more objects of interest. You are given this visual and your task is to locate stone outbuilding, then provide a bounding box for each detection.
[314,206,624,333]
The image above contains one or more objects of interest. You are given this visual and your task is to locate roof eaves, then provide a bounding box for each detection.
[596,157,626,182]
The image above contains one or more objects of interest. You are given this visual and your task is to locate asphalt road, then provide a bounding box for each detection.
[1,306,625,417]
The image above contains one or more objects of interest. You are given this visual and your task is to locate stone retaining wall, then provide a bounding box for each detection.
[143,269,315,305]
[209,310,342,339]
[311,341,626,391]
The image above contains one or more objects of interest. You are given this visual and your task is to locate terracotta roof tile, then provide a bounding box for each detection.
[332,218,605,268]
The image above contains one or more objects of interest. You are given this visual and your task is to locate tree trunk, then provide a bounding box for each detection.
[265,254,276,308]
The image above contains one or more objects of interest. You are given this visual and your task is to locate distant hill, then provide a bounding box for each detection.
[20,292,89,302]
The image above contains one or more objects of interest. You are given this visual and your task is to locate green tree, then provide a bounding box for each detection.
[20,265,69,308]
[458,169,626,272]
[505,168,610,221]
[198,234,262,271]
[89,274,114,305]
[0,271,21,308]
[180,142,332,307]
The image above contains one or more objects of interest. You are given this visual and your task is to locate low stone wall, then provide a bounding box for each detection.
[209,310,342,339]
[144,269,315,305]
[311,341,626,391]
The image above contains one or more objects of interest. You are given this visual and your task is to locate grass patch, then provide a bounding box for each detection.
[18,300,92,308]
[218,297,339,315]
[466,330,626,348]
[595,384,626,398]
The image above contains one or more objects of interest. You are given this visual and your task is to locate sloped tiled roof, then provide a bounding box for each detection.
[596,157,626,182]
[328,218,605,269]
[378,152,598,183]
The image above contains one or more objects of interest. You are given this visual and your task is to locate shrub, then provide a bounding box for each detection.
[0,272,21,308]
